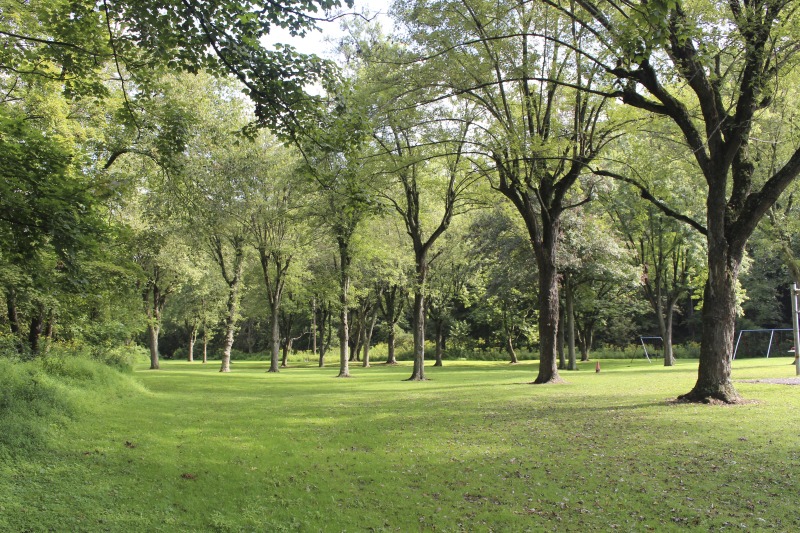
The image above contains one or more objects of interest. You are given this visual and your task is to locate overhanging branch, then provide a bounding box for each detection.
[594,169,707,235]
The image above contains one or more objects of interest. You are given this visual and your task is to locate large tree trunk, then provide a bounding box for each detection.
[219,245,245,373]
[533,236,563,384]
[678,236,742,403]
[338,306,351,377]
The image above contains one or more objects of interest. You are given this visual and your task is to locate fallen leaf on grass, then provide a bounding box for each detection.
[181,473,196,480]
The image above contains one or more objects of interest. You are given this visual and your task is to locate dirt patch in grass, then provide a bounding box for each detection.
[739,377,800,385]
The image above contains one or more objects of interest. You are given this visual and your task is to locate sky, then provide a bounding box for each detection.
[263,0,393,59]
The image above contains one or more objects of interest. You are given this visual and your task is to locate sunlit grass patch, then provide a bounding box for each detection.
[2,356,800,531]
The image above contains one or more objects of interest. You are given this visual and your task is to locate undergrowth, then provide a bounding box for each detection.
[0,345,147,461]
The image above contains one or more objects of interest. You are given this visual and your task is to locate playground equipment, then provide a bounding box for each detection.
[732,328,792,359]
[632,336,663,363]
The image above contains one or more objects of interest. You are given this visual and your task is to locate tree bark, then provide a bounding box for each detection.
[407,261,427,381]
[337,239,352,378]
[268,303,281,372]
[678,243,742,403]
[557,305,566,370]
[663,301,676,367]
[188,322,197,362]
[386,325,397,365]
[214,235,245,374]
[148,322,160,370]
[6,288,19,335]
[28,309,44,355]
[202,326,208,364]
[362,308,377,368]
[533,229,563,384]
[433,320,444,367]
[506,335,518,364]
[312,298,318,359]
[218,284,239,373]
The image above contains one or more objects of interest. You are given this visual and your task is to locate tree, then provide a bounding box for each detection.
[371,112,478,379]
[558,0,800,401]
[468,206,539,364]
[607,199,702,366]
[296,92,375,378]
[0,0,354,130]
[559,208,639,365]
[394,0,616,383]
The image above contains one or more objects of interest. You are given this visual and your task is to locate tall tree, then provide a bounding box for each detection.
[558,0,800,401]
[395,0,616,383]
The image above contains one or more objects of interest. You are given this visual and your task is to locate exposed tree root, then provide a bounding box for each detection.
[677,385,743,405]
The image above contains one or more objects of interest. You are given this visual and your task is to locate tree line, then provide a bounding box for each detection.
[2,0,800,403]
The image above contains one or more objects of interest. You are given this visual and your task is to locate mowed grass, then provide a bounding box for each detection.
[3,356,800,532]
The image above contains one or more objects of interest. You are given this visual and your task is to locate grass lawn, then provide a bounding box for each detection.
[2,356,800,532]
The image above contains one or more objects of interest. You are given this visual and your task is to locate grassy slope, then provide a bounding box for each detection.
[2,357,800,532]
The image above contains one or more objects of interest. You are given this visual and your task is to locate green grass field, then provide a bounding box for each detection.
[2,356,800,532]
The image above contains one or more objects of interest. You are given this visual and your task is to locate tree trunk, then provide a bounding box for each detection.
[663,301,676,367]
[188,323,197,362]
[268,303,281,372]
[557,305,566,370]
[338,241,352,378]
[338,305,351,377]
[534,243,563,383]
[202,327,208,364]
[318,305,328,367]
[282,338,292,368]
[362,310,377,368]
[312,298,318,359]
[219,289,238,373]
[566,279,577,371]
[6,288,19,335]
[506,335,518,364]
[678,239,742,403]
[579,326,591,362]
[407,261,428,381]
[28,311,44,355]
[386,324,397,365]
[219,247,245,373]
[148,323,160,370]
[407,289,426,380]
[433,320,444,367]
